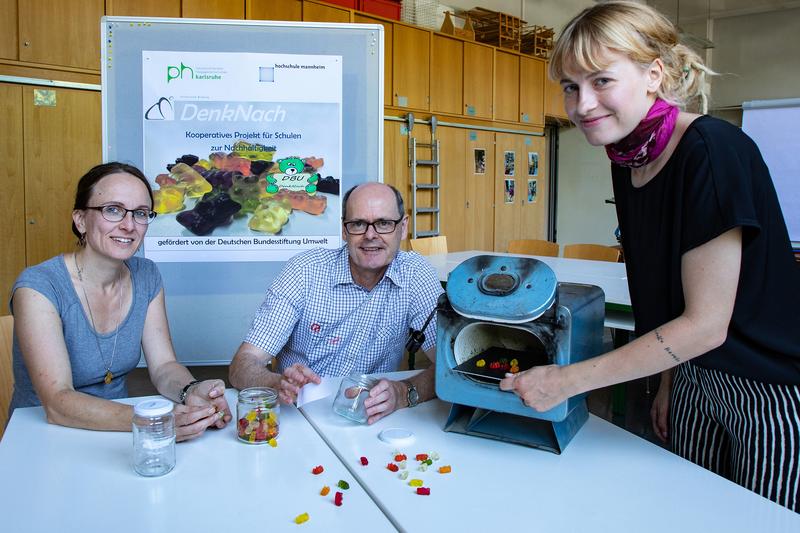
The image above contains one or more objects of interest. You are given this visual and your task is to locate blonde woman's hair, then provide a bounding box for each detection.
[549,1,713,113]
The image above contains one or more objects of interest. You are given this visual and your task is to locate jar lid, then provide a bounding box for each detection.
[134,399,173,417]
[238,387,278,402]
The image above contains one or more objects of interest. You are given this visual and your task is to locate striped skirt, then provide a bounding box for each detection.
[671,362,800,512]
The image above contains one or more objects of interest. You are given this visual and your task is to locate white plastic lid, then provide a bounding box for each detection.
[134,399,174,417]
[378,428,415,447]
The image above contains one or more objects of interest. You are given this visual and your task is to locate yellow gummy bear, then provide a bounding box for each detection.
[294,512,309,525]
[245,410,257,422]
[153,187,185,214]
[268,438,278,447]
[408,479,423,487]
[476,359,486,368]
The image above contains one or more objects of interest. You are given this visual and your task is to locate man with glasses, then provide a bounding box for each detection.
[230,183,443,424]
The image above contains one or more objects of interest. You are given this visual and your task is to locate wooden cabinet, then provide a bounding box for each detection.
[18,0,104,70]
[303,1,351,22]
[494,50,519,122]
[23,87,102,266]
[354,14,392,106]
[106,0,181,16]
[392,24,429,111]
[0,0,17,60]
[464,129,495,251]
[248,0,302,21]
[430,35,462,115]
[0,84,25,311]
[463,42,493,119]
[437,127,466,251]
[182,0,245,18]
[519,56,545,126]
[544,63,568,120]
[493,132,547,252]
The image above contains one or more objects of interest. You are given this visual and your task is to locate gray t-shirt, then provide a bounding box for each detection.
[9,255,162,412]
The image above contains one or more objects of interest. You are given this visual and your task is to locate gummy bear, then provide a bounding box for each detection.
[169,163,212,198]
[221,154,252,175]
[386,463,399,472]
[360,457,369,466]
[408,479,423,487]
[248,199,292,234]
[438,465,452,474]
[312,465,324,475]
[337,480,349,490]
[228,174,263,213]
[320,486,330,496]
[203,169,237,191]
[416,487,431,496]
[415,454,428,461]
[232,140,276,162]
[334,492,343,507]
[175,190,241,236]
[316,176,340,195]
[394,454,407,462]
[272,190,327,215]
[153,187,185,214]
[293,512,309,524]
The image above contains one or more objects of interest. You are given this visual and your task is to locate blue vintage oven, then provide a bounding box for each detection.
[435,255,605,453]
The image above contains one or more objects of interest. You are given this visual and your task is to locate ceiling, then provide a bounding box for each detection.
[649,0,800,23]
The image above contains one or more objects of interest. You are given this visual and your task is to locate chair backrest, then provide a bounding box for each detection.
[0,315,14,439]
[507,239,559,257]
[409,235,448,256]
[563,243,621,262]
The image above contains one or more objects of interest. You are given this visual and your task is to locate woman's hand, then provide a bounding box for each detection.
[278,363,321,404]
[184,379,232,429]
[650,371,673,442]
[499,364,574,412]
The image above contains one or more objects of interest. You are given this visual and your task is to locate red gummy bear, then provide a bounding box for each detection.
[416,487,431,496]
[334,491,343,506]
[386,463,399,472]
[312,465,324,475]
[360,456,369,466]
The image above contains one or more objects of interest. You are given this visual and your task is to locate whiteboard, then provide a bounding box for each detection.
[741,98,800,244]
[102,17,383,364]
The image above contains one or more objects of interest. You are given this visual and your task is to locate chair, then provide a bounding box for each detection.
[409,235,448,255]
[507,239,559,257]
[0,315,14,440]
[563,243,621,262]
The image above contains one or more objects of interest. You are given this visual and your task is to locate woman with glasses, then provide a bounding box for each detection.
[8,162,231,440]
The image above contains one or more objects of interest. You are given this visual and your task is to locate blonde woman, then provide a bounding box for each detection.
[10,162,231,441]
[500,1,800,511]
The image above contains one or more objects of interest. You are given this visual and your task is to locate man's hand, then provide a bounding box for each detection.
[363,379,406,425]
[279,363,321,404]
[498,364,574,412]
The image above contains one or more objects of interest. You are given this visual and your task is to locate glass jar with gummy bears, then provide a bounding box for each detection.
[237,387,280,444]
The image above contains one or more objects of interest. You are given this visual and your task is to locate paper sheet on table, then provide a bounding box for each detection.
[296,378,338,408]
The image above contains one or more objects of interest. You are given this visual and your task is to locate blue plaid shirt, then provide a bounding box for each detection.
[244,246,443,376]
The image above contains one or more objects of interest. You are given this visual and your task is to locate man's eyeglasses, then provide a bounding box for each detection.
[343,217,404,235]
[85,205,157,225]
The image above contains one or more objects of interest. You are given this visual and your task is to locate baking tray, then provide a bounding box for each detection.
[452,346,548,383]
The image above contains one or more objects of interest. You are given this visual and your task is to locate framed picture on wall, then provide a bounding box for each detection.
[474,148,486,174]
[504,178,516,203]
[527,152,539,176]
[527,178,538,203]
[504,151,515,176]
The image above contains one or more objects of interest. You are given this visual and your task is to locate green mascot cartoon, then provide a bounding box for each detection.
[264,156,320,196]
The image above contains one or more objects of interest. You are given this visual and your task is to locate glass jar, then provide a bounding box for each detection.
[132,399,176,477]
[332,374,377,424]
[237,387,280,444]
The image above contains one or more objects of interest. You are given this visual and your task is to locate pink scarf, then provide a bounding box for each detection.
[605,98,679,168]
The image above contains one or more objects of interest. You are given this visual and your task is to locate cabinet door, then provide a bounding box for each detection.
[493,133,521,252]
[430,35,462,115]
[0,84,25,309]
[464,130,494,251]
[355,14,392,106]
[303,1,351,22]
[544,62,568,121]
[19,0,104,70]
[494,50,519,122]
[248,0,302,20]
[392,24,429,111]
[519,56,545,126]
[182,0,245,18]
[463,42,493,119]
[438,127,466,251]
[518,135,548,240]
[0,0,17,60]
[106,0,181,16]
[23,87,102,266]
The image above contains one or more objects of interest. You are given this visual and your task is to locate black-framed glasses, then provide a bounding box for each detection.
[343,217,404,235]
[85,205,157,225]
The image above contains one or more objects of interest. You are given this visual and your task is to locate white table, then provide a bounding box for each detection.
[0,390,395,533]
[426,250,635,331]
[301,373,800,533]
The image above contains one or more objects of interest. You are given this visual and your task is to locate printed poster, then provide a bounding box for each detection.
[504,178,515,204]
[473,148,486,175]
[527,151,539,176]
[504,151,515,176]
[141,51,342,262]
[527,179,538,203]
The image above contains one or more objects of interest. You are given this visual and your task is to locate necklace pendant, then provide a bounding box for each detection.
[104,370,113,385]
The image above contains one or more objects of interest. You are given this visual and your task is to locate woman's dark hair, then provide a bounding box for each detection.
[72,162,153,243]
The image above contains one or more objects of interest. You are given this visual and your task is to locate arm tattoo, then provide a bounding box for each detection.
[654,328,681,363]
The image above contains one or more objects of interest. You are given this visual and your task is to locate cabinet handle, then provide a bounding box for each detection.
[28,219,35,224]
[23,41,30,47]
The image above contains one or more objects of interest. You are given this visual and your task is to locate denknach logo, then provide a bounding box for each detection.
[144,97,174,120]
[167,62,193,83]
